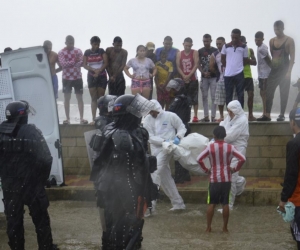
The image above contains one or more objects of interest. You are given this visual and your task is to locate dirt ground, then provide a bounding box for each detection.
[0,201,297,250]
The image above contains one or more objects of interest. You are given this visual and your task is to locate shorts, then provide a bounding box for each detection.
[87,74,107,89]
[207,182,231,205]
[108,74,126,96]
[214,80,226,105]
[156,86,170,103]
[185,80,199,105]
[131,79,151,93]
[244,78,254,92]
[62,78,83,94]
[258,78,268,90]
[52,74,58,99]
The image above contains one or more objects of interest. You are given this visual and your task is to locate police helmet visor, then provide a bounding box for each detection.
[126,94,155,118]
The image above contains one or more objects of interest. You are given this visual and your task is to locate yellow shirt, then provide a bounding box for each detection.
[155,61,173,85]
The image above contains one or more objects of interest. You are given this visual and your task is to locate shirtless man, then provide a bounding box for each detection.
[257,20,295,121]
[43,40,62,99]
[106,36,128,96]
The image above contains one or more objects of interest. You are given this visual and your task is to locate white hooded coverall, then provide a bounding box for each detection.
[143,100,186,209]
[220,100,248,208]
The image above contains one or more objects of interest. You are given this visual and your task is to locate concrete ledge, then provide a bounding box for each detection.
[46,187,281,206]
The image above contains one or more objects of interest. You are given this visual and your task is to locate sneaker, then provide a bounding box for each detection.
[192,116,199,122]
[144,208,152,217]
[169,205,186,211]
[277,115,285,121]
[199,117,210,122]
[257,115,271,121]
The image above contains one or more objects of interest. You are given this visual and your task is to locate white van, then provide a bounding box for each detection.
[0,47,64,212]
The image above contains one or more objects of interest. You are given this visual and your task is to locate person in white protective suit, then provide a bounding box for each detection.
[143,99,187,214]
[220,100,249,209]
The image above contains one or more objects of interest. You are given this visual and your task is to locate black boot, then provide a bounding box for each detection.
[182,167,191,182]
[174,161,183,183]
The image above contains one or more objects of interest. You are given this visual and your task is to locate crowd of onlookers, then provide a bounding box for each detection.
[0,20,296,124]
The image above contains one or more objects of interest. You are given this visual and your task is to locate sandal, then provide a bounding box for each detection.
[199,117,210,122]
[80,119,88,125]
[89,121,95,125]
[63,120,70,125]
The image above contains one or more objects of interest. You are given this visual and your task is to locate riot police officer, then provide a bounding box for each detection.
[90,94,157,250]
[0,101,58,250]
[94,95,117,131]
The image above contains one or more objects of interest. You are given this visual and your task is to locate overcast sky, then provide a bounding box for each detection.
[1,0,299,88]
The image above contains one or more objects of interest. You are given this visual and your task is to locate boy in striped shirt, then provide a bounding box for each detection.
[197,126,246,233]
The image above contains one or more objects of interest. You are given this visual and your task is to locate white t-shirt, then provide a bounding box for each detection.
[257,43,271,79]
[126,58,155,79]
[221,42,248,77]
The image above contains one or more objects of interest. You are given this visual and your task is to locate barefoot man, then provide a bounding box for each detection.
[43,40,62,99]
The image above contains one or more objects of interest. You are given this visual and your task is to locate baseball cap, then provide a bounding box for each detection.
[146,42,155,50]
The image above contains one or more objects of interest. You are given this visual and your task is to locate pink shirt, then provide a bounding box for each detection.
[58,47,83,80]
[197,141,245,183]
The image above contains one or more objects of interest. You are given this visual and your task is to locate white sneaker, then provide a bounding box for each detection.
[169,205,186,211]
[144,208,152,217]
[144,200,157,217]
[217,206,233,214]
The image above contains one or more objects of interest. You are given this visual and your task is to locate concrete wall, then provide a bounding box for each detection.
[60,122,292,177]
[190,122,292,178]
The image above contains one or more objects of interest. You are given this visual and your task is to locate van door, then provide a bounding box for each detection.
[0,67,14,121]
[0,67,15,212]
[0,47,64,185]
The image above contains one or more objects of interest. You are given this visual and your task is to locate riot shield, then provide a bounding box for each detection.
[84,130,97,169]
[0,179,3,213]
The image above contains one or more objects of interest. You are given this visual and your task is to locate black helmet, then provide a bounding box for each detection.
[5,100,29,121]
[97,95,117,116]
[0,100,31,134]
[112,95,135,116]
[166,78,184,92]
[113,94,155,118]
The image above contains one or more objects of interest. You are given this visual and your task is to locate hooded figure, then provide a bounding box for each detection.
[220,100,248,209]
[143,99,187,214]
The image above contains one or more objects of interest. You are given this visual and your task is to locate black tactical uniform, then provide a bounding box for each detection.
[94,95,117,131]
[0,101,58,250]
[90,94,157,250]
[168,78,192,183]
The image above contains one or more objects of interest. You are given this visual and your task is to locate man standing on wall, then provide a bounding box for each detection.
[257,20,295,122]
[255,31,272,120]
[106,36,128,96]
[58,35,88,124]
[198,34,218,122]
[221,29,249,108]
[43,40,62,100]
[240,36,257,121]
[176,37,199,122]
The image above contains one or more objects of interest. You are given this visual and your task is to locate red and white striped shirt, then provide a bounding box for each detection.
[58,47,83,80]
[197,141,246,183]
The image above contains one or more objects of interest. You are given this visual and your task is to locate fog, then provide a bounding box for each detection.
[1,0,299,89]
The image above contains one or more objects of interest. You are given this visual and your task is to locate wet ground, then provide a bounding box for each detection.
[0,201,297,250]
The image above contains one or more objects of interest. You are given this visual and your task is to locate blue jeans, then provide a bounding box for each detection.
[224,71,244,108]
